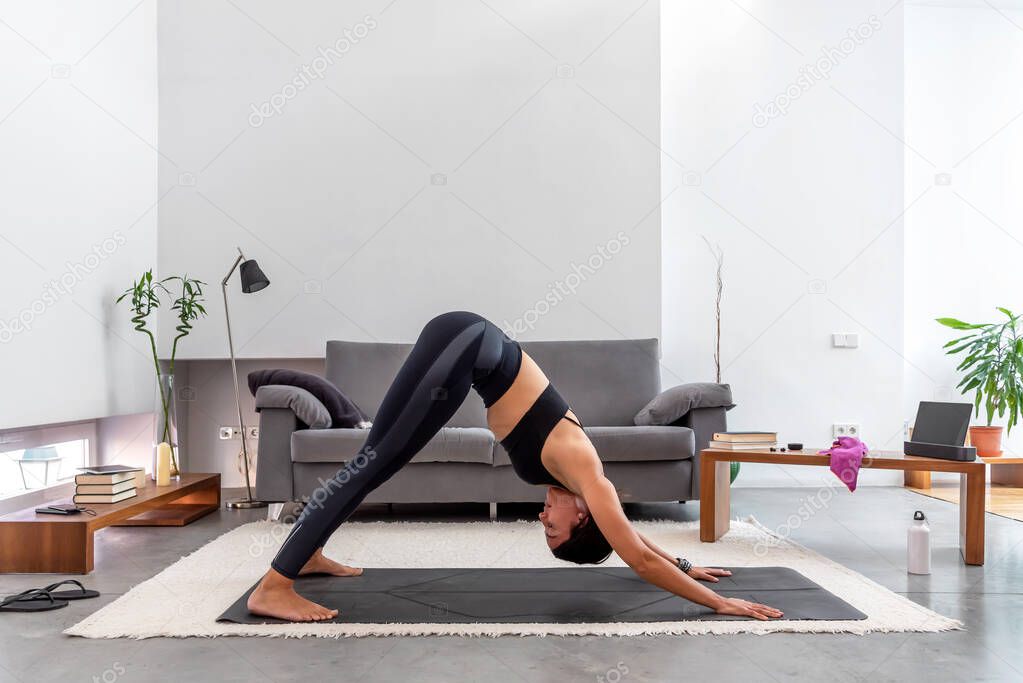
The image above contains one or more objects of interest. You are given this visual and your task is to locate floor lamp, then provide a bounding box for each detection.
[223,247,270,509]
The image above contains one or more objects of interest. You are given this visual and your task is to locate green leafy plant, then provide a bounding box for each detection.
[937,307,1023,433]
[165,275,207,378]
[117,271,207,471]
[116,270,168,382]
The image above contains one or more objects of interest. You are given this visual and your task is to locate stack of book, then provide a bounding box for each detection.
[709,431,778,450]
[74,465,142,504]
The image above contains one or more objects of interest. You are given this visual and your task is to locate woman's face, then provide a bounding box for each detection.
[539,486,589,549]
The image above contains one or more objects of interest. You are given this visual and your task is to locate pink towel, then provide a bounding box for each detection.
[819,436,868,492]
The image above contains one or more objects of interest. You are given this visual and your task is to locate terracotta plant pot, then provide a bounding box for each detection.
[968,425,1003,458]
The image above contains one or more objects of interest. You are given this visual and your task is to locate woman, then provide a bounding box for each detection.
[248,311,783,622]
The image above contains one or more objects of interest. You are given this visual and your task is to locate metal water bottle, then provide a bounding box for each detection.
[907,510,931,575]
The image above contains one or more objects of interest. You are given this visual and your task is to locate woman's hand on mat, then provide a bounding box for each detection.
[686,566,732,583]
[715,597,784,621]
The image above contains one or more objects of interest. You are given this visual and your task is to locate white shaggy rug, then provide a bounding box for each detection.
[65,517,961,638]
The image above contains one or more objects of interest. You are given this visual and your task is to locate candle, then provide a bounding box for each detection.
[156,442,172,486]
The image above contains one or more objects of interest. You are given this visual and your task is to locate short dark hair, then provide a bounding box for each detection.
[551,516,612,564]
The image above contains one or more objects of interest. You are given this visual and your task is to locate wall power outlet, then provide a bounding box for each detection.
[218,426,259,440]
[832,423,861,439]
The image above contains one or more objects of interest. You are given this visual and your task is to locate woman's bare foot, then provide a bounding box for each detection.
[299,548,364,577]
[246,569,338,622]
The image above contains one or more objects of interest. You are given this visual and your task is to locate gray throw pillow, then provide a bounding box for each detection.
[634,383,734,426]
[254,385,332,429]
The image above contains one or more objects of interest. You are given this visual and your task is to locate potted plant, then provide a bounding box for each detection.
[937,308,1023,457]
[117,271,207,475]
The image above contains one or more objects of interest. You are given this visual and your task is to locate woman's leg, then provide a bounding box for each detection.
[269,311,493,579]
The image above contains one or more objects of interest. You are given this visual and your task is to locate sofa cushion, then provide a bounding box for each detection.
[634,382,734,426]
[520,338,661,426]
[291,427,495,465]
[493,425,694,467]
[325,339,487,428]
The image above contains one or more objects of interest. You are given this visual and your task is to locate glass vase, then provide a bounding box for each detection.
[153,373,180,478]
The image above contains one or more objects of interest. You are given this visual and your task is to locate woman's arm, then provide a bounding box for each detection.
[635,532,732,583]
[580,477,782,620]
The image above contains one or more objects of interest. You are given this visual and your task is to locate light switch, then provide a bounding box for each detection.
[845,333,859,348]
[832,333,845,347]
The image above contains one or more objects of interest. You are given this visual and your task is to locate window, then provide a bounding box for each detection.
[0,422,95,504]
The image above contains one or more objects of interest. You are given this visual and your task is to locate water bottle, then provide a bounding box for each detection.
[907,510,931,575]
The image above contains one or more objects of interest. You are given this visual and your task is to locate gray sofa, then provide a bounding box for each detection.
[254,338,730,510]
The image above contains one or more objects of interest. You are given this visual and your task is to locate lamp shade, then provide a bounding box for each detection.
[239,259,269,293]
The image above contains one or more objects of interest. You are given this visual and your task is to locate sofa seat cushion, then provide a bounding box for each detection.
[493,425,695,467]
[291,427,495,465]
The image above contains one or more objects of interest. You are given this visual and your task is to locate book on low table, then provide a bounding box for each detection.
[709,441,777,450]
[77,465,142,475]
[76,464,142,487]
[75,471,137,486]
[73,489,138,504]
[75,479,137,495]
[712,431,778,443]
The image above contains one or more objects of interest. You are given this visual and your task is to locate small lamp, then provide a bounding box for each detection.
[223,247,269,509]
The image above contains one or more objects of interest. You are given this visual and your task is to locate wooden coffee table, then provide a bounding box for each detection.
[0,473,220,574]
[699,448,987,565]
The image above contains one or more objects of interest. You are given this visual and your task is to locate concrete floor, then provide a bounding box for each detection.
[0,486,1020,683]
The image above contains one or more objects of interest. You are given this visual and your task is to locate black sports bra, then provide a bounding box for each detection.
[499,382,584,487]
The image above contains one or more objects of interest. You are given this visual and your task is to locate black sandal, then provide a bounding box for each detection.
[41,579,99,601]
[0,588,69,613]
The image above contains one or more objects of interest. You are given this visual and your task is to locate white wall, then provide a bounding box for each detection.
[11,1,1015,497]
[662,1,906,486]
[904,2,1023,459]
[155,0,662,360]
[0,1,159,430]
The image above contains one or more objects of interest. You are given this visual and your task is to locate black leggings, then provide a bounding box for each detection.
[271,311,515,579]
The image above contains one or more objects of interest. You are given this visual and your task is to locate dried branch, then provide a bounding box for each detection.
[702,236,724,383]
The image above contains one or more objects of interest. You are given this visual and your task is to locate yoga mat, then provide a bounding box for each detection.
[218,566,866,624]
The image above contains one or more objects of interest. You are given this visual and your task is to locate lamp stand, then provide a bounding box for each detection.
[223,249,267,509]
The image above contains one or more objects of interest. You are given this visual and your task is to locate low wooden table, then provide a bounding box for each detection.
[904,456,1023,489]
[985,457,1023,487]
[0,473,220,574]
[699,448,987,565]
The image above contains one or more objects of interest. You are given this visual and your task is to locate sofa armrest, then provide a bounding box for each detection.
[255,384,331,429]
[677,406,729,500]
[254,408,300,502]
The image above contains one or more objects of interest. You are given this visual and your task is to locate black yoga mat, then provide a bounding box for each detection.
[218,567,866,624]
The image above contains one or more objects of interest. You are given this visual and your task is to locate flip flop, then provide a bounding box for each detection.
[41,579,99,601]
[0,588,69,613]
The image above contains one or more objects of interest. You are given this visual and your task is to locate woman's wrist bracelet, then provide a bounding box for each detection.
[675,557,692,574]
